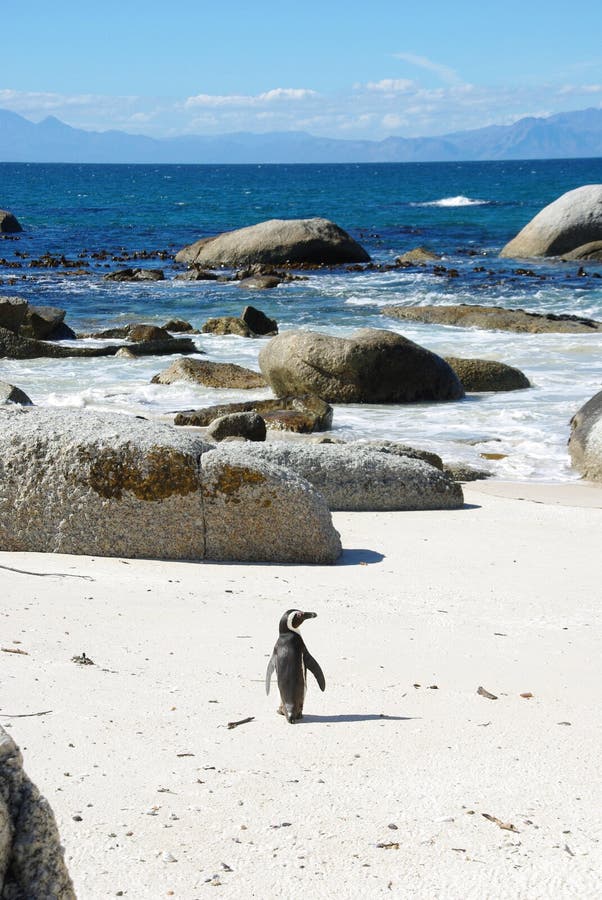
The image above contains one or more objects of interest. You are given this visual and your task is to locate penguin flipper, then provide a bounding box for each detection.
[265,653,276,695]
[304,650,326,691]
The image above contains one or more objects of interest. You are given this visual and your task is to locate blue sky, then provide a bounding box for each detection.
[3,1,602,138]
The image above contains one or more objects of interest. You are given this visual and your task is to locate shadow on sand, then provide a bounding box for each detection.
[298,713,415,724]
[336,548,385,566]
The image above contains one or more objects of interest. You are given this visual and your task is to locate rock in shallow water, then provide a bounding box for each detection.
[176,217,370,268]
[259,328,464,403]
[500,185,602,258]
[152,358,266,389]
[383,304,602,334]
[569,390,602,482]
[0,209,22,233]
[444,356,530,392]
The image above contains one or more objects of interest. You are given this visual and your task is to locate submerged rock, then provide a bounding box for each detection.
[259,328,464,403]
[500,185,602,258]
[176,217,370,267]
[0,407,341,563]
[383,303,602,334]
[569,390,602,482]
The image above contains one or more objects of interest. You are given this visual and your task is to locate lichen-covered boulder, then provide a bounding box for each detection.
[500,185,602,258]
[0,408,340,562]
[201,451,341,561]
[0,726,75,899]
[176,218,370,267]
[0,210,22,233]
[152,358,266,389]
[444,356,530,391]
[259,328,464,403]
[208,443,464,511]
[568,390,602,481]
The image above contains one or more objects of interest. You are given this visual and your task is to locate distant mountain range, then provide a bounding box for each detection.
[1,106,602,164]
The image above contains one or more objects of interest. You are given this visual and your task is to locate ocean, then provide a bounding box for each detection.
[1,159,602,482]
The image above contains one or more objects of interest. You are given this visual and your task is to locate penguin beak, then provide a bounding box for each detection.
[301,611,317,621]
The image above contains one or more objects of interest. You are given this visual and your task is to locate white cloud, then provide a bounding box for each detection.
[184,87,318,109]
[365,78,415,93]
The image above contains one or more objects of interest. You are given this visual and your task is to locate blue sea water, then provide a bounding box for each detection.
[1,159,602,481]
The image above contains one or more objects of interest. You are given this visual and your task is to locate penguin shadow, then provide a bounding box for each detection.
[336,548,385,566]
[297,713,416,725]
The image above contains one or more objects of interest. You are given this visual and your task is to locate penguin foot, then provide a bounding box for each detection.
[277,706,285,716]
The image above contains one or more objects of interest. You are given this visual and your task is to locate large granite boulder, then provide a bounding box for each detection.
[259,328,464,403]
[0,382,32,405]
[176,218,370,267]
[500,185,602,258]
[0,408,340,562]
[0,726,75,899]
[568,390,602,481]
[383,304,602,334]
[207,443,464,511]
[0,297,28,333]
[0,210,22,233]
[175,394,332,433]
[444,356,530,391]
[152,358,266,389]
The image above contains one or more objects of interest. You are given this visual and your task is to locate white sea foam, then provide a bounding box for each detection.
[414,196,489,207]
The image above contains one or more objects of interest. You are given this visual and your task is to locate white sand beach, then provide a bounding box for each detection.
[1,483,601,899]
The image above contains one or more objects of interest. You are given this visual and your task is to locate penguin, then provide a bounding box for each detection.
[265,609,326,723]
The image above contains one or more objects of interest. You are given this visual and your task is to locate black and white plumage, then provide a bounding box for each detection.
[265,609,326,723]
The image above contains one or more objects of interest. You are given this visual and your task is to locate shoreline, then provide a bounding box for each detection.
[2,482,601,897]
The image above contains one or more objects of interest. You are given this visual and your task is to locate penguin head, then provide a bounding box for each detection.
[280,609,317,634]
